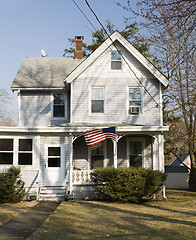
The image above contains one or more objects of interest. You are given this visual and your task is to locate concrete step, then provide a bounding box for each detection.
[39,186,66,201]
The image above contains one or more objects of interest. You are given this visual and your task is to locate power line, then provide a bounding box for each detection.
[84,0,160,108]
[71,0,97,31]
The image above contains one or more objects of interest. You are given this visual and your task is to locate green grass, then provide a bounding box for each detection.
[28,190,196,240]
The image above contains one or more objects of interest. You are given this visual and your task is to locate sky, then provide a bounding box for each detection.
[0,0,136,119]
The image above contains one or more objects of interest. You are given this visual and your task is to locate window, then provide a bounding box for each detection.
[18,139,33,165]
[129,87,141,114]
[91,87,104,113]
[111,52,122,70]
[91,145,104,169]
[0,139,13,164]
[53,93,65,118]
[48,147,61,167]
[129,141,143,168]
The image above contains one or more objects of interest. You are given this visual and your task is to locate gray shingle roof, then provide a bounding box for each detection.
[11,57,83,90]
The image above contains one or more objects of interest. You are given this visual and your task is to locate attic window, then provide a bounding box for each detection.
[111,52,122,70]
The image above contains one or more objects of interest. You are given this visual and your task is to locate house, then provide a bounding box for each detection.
[165,154,190,189]
[0,31,169,200]
[166,153,191,169]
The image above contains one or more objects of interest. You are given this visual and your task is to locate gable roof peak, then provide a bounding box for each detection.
[65,31,168,87]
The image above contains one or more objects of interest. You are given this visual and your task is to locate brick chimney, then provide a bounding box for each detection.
[75,36,84,59]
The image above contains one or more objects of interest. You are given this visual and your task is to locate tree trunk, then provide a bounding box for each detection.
[189,167,196,191]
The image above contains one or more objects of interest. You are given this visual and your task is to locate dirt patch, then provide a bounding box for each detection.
[0,200,38,226]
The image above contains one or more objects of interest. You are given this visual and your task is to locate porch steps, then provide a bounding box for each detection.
[38,186,66,201]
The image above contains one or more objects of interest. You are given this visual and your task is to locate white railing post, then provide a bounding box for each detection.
[36,170,41,200]
[72,170,92,184]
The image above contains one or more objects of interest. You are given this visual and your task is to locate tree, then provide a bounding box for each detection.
[0,88,16,126]
[118,0,196,190]
[0,166,25,203]
[63,20,151,58]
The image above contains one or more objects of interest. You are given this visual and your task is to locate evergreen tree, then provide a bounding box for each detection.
[63,21,151,58]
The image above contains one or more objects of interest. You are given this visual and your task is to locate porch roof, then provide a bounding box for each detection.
[0,124,169,134]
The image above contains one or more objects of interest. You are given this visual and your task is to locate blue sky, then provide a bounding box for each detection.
[0,0,135,117]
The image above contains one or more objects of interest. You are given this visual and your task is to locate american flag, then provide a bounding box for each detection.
[84,127,116,149]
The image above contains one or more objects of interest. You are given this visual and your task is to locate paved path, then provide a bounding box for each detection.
[0,201,60,240]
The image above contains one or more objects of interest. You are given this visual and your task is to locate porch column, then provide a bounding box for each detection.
[152,135,158,170]
[158,134,164,172]
[113,139,117,168]
[68,135,74,194]
[158,133,166,198]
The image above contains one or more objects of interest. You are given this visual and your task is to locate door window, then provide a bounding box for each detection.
[48,147,61,167]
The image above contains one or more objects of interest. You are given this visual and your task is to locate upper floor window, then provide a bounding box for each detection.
[91,87,104,113]
[53,93,66,118]
[111,51,122,70]
[18,139,33,165]
[129,87,141,114]
[0,139,13,164]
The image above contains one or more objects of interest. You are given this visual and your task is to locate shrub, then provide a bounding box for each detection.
[0,166,25,203]
[91,167,166,203]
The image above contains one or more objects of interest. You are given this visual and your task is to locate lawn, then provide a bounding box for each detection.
[27,190,196,240]
[0,201,37,226]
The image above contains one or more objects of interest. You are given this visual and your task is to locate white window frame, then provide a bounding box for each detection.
[16,136,34,169]
[46,145,63,168]
[111,51,122,70]
[51,92,67,120]
[127,138,145,168]
[0,136,35,169]
[0,137,14,165]
[89,86,105,115]
[127,86,143,115]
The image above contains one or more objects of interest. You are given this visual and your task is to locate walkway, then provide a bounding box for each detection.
[0,201,60,240]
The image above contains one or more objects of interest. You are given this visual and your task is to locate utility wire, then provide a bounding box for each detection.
[72,0,97,31]
[84,0,160,108]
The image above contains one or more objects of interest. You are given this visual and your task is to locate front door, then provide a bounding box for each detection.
[44,145,65,186]
[127,139,144,168]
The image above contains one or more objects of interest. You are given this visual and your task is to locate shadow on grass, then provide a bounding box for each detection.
[66,200,195,240]
[76,201,196,227]
[29,197,196,240]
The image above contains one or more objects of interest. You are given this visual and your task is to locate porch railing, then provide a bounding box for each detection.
[72,170,93,184]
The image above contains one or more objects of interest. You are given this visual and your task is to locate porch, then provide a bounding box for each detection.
[67,132,165,196]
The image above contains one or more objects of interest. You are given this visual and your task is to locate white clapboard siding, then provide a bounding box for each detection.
[71,44,160,125]
[21,170,40,187]
[20,91,51,127]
